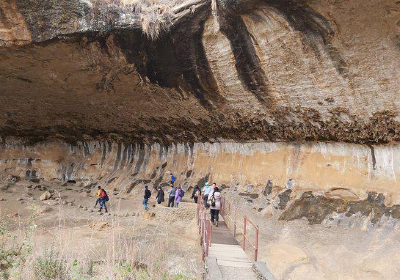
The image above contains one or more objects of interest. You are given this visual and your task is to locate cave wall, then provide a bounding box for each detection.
[1,140,399,205]
[0,0,399,143]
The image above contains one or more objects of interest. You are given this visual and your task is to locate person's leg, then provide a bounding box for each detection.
[204,195,208,207]
[94,198,99,208]
[210,209,215,224]
[215,210,219,226]
[168,197,171,207]
[104,201,108,213]
[170,197,175,208]
[98,200,103,212]
[194,197,198,204]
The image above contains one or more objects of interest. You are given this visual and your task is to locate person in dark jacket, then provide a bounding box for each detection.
[156,186,165,204]
[168,185,176,207]
[143,186,151,210]
[191,185,201,204]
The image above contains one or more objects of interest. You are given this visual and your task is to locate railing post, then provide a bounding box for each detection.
[243,216,247,251]
[255,226,259,261]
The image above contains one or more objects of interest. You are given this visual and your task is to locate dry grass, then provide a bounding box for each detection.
[0,200,201,280]
[92,0,205,39]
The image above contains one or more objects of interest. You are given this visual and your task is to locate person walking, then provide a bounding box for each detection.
[93,186,102,209]
[175,186,184,208]
[286,178,295,189]
[156,186,165,205]
[191,185,201,204]
[202,182,212,208]
[143,186,151,211]
[168,185,177,207]
[208,187,221,226]
[98,187,109,213]
[171,173,176,185]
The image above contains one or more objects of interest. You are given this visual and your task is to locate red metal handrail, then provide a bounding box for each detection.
[221,197,260,261]
[197,198,212,261]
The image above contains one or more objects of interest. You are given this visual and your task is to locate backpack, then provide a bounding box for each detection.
[102,190,109,202]
[179,189,185,197]
[209,195,216,207]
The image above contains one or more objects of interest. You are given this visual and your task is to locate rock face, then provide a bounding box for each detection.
[1,140,399,205]
[0,0,399,143]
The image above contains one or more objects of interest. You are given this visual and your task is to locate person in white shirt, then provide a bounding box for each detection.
[208,187,222,227]
[286,178,295,189]
[202,182,211,208]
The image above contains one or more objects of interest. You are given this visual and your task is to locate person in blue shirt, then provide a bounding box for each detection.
[171,174,176,185]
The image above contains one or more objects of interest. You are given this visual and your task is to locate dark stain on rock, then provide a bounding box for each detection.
[186,170,193,178]
[83,142,90,157]
[277,189,292,210]
[239,193,259,199]
[114,3,225,109]
[121,144,129,167]
[126,179,152,193]
[265,0,349,78]
[101,142,107,167]
[132,144,145,176]
[113,142,122,170]
[128,144,136,168]
[219,13,271,105]
[280,191,400,224]
[264,180,273,196]
[107,177,116,184]
[150,168,158,179]
[367,144,377,170]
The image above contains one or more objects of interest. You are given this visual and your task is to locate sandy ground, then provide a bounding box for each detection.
[0,180,202,280]
[2,180,399,280]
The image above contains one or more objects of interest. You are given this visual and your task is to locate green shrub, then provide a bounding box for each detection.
[34,249,68,280]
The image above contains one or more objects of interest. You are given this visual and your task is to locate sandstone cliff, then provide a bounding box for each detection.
[0,0,399,143]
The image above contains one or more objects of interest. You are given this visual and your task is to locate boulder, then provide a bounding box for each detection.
[40,191,53,201]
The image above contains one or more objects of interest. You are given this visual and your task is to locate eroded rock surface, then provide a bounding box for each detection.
[0,0,399,143]
[280,191,400,224]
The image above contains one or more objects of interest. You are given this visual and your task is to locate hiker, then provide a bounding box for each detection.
[286,178,295,189]
[202,182,212,208]
[156,186,165,205]
[191,185,201,204]
[168,185,177,207]
[143,185,151,211]
[171,173,176,185]
[208,186,221,226]
[93,186,102,209]
[99,187,109,213]
[211,183,217,192]
[175,186,184,208]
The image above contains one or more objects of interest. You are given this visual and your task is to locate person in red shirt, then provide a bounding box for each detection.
[99,188,109,213]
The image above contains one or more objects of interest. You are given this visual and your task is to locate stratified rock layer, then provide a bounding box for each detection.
[1,140,399,204]
[0,0,399,143]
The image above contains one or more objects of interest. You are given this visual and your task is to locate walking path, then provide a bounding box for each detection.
[207,218,258,280]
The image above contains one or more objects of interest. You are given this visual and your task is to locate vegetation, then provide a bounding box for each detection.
[93,0,203,39]
[0,214,199,280]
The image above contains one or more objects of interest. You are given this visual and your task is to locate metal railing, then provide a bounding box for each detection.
[221,197,260,261]
[197,198,212,261]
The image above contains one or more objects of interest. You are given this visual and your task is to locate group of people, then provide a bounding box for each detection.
[93,174,222,226]
[152,180,222,226]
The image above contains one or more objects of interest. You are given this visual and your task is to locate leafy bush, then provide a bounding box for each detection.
[34,249,68,280]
